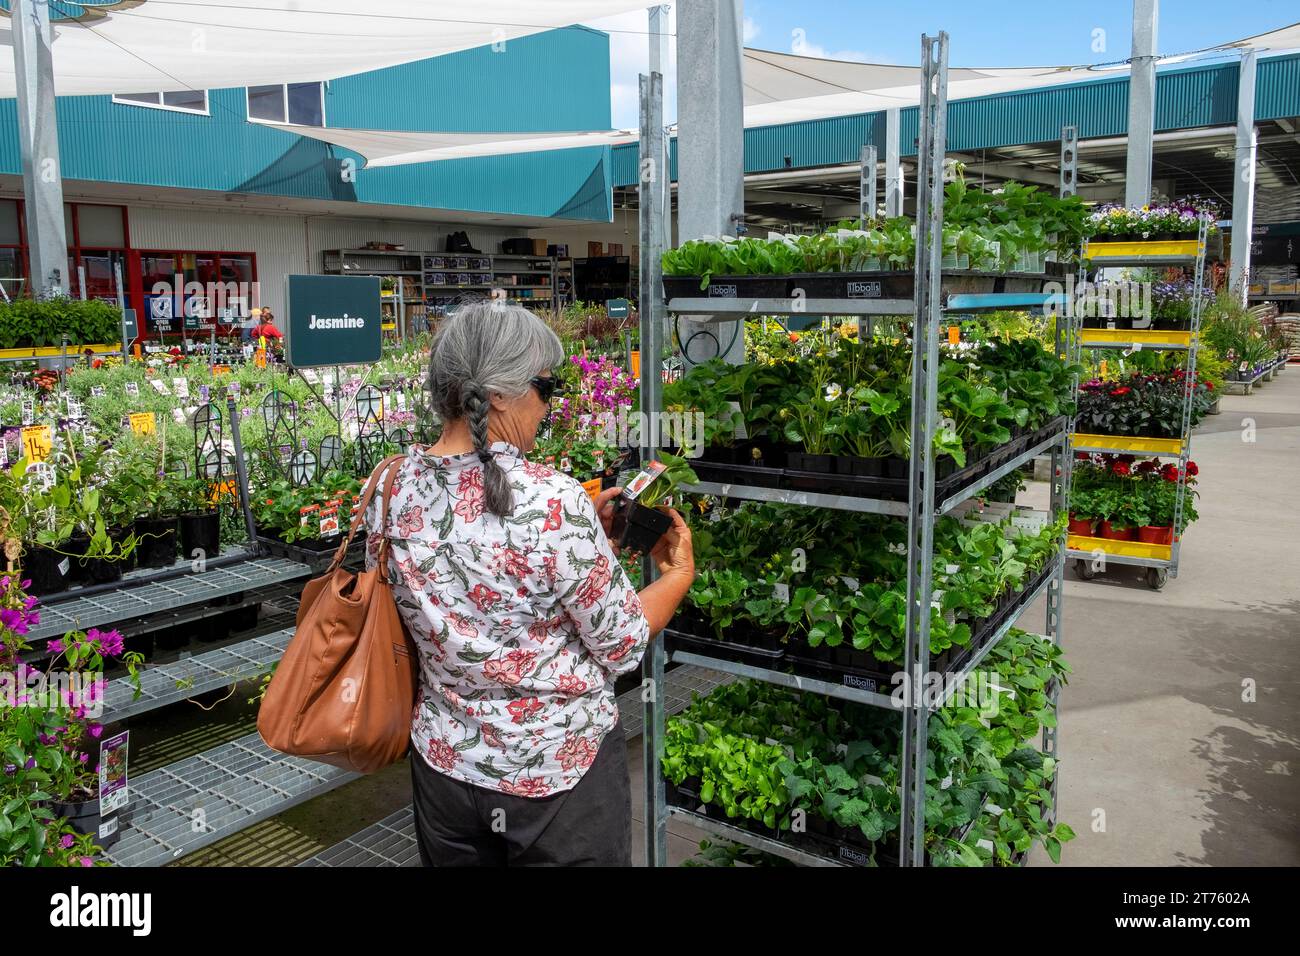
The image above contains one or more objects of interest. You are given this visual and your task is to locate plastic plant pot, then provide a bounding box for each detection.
[22,543,73,596]
[1137,525,1174,545]
[50,798,119,850]
[786,451,835,474]
[616,499,673,554]
[1098,520,1136,541]
[179,512,222,561]
[835,455,884,477]
[134,516,178,569]
[1067,515,1095,536]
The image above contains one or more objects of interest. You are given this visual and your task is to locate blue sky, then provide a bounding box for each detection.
[588,1,1297,127]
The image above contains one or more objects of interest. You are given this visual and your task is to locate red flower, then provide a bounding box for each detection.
[467,583,502,613]
[1161,463,1179,482]
[506,697,544,724]
[453,485,484,523]
[457,467,484,493]
[395,505,424,535]
[426,738,461,772]
[1185,460,1199,477]
[1137,459,1158,474]
[1112,461,1131,477]
[556,733,599,772]
[1110,386,1131,397]
[1205,381,1214,391]
[498,776,551,797]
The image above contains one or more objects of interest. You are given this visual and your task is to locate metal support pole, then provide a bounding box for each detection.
[226,395,260,548]
[649,4,673,251]
[76,266,87,301]
[1125,0,1159,208]
[1059,125,1079,198]
[676,0,745,365]
[638,70,668,869]
[860,145,878,222]
[1229,50,1257,303]
[885,109,904,217]
[899,31,948,869]
[12,0,69,297]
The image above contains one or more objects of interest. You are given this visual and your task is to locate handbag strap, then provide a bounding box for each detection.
[373,455,404,584]
[327,453,406,575]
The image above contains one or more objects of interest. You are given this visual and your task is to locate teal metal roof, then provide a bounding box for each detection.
[613,52,1300,186]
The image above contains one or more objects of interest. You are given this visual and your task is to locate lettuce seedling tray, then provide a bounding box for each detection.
[663,266,1067,303]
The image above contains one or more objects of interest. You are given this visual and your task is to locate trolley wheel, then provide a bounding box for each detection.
[1074,559,1098,581]
[1146,567,1168,590]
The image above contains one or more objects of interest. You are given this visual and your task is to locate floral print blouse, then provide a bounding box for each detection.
[363,441,649,797]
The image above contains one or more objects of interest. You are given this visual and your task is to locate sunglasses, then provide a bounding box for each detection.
[531,376,562,403]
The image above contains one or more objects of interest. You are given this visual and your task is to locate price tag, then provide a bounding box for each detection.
[772,582,790,605]
[21,425,52,462]
[1098,360,1108,376]
[150,379,170,396]
[124,382,140,397]
[581,477,603,500]
[91,386,105,398]
[947,325,961,345]
[254,350,267,369]
[129,412,156,436]
[173,377,190,398]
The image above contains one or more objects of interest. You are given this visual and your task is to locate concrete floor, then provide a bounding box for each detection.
[1036,366,1300,866]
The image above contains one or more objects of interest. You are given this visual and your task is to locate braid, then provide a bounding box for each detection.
[462,381,513,517]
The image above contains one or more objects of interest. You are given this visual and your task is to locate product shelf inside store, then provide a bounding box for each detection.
[666,296,916,317]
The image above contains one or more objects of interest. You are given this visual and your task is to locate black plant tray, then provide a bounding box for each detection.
[256,532,364,565]
[662,275,791,299]
[663,268,1064,304]
[690,417,1066,503]
[664,623,785,668]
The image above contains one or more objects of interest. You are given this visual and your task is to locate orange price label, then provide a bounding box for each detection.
[947,325,960,345]
[129,412,157,436]
[1099,360,1108,376]
[213,365,232,375]
[21,425,52,462]
[581,477,604,500]
[254,350,268,369]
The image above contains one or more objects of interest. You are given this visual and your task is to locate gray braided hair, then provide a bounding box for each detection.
[427,300,563,517]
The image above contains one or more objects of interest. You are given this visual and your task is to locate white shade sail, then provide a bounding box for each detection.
[285,124,638,167]
[0,0,651,97]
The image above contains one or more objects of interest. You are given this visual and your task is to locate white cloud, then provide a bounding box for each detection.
[789,28,869,62]
[743,16,760,44]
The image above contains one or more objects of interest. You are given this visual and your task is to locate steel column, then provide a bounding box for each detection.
[638,71,669,869]
[11,0,69,296]
[1059,125,1079,198]
[1229,50,1258,303]
[1125,0,1159,208]
[885,109,904,217]
[899,32,948,868]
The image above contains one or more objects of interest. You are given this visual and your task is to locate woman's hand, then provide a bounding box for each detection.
[593,487,623,544]
[649,507,694,580]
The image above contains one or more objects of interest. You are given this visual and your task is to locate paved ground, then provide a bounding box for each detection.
[1033,366,1300,866]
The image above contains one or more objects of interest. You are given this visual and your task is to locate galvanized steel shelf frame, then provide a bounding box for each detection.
[1067,217,1212,585]
[641,35,1070,867]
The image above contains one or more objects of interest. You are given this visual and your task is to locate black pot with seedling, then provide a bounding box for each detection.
[609,452,697,554]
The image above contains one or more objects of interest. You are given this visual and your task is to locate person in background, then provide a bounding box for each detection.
[241,307,261,344]
[252,308,283,342]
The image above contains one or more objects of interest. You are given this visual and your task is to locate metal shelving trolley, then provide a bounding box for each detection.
[636,34,1070,867]
[1065,219,1211,590]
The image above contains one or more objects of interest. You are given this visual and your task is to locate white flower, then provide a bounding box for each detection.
[825,383,843,402]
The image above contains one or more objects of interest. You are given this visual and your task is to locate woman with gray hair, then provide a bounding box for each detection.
[363,300,694,866]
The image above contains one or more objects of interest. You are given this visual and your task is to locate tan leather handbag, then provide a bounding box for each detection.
[257,454,418,774]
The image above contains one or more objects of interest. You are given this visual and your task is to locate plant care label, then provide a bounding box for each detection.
[228,382,241,399]
[99,730,130,816]
[21,425,52,462]
[320,508,340,538]
[772,582,790,605]
[303,368,320,384]
[150,379,171,396]
[173,377,190,398]
[621,461,666,502]
[58,557,71,577]
[20,400,34,425]
[560,457,572,473]
[129,412,156,436]
[1010,510,1049,536]
[172,408,187,425]
[64,399,83,421]
[124,382,140,397]
[300,504,320,527]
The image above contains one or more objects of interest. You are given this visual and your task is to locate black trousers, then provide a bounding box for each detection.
[408,720,632,866]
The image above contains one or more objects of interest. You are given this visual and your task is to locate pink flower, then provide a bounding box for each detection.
[80,857,94,867]
[60,834,75,849]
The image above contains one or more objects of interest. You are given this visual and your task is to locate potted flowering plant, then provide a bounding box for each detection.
[0,574,142,864]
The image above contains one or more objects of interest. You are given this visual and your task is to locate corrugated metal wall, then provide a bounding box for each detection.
[613,52,1300,185]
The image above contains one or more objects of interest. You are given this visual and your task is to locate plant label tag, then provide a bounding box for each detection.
[726,401,748,439]
[840,576,860,591]
[129,412,156,436]
[0,440,6,466]
[65,399,83,421]
[99,731,130,815]
[199,385,210,402]
[124,382,139,397]
[58,557,70,577]
[772,582,790,604]
[173,377,190,398]
[150,379,171,396]
[300,504,319,528]
[172,407,187,425]
[303,369,320,384]
[20,400,33,425]
[320,508,340,538]
[560,457,572,472]
[91,386,105,398]
[621,461,666,502]
[1239,361,1249,372]
[228,382,241,399]
[1010,511,1049,536]
[243,344,255,360]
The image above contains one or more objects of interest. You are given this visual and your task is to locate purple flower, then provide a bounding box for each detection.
[2,764,14,776]
[77,752,89,764]
[46,638,63,654]
[38,733,56,745]
[88,724,103,739]
[79,857,93,867]
[24,757,35,769]
[60,834,75,849]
